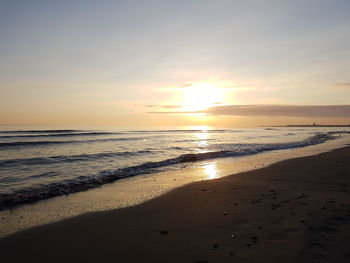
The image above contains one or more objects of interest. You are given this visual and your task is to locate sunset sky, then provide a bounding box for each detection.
[1,0,349,127]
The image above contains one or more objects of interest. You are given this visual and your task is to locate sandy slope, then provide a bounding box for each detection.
[1,146,350,263]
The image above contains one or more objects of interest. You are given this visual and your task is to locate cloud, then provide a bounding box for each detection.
[333,83,350,90]
[202,105,350,117]
[333,82,350,87]
[149,105,350,118]
[179,82,193,88]
[146,104,182,109]
[161,105,183,109]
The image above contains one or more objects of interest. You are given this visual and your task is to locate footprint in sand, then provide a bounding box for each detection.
[268,232,291,241]
[317,225,337,234]
[268,228,301,242]
[308,242,325,254]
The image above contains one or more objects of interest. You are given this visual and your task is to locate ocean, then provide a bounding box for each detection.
[1,126,350,210]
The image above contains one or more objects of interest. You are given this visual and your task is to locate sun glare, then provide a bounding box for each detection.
[203,163,219,180]
[182,83,224,112]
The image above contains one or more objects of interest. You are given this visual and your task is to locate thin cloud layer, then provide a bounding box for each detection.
[201,105,350,118]
[334,82,350,86]
[149,105,350,118]
[333,83,350,90]
[146,104,183,109]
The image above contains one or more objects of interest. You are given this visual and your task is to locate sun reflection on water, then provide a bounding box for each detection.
[195,131,209,150]
[203,163,219,180]
[196,132,208,140]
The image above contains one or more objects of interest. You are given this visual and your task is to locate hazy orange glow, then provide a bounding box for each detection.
[1,2,349,127]
[182,83,225,111]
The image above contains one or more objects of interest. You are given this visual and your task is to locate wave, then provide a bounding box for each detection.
[127,129,232,133]
[29,171,60,179]
[0,150,155,167]
[0,132,122,139]
[0,136,153,148]
[0,129,232,135]
[0,129,83,134]
[0,132,339,210]
[0,136,221,149]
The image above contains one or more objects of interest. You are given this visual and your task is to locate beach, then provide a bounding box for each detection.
[2,1,350,262]
[1,145,349,262]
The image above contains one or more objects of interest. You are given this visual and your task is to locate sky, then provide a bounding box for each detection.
[0,0,350,127]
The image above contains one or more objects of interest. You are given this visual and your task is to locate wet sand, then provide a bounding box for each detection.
[1,146,350,263]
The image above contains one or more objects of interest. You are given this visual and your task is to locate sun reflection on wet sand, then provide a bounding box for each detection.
[203,163,219,179]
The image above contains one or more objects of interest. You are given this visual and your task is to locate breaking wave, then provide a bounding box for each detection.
[0,132,340,210]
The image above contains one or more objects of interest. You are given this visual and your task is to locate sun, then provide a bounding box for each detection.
[182,82,224,111]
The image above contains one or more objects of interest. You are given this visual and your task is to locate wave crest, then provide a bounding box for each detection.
[0,132,342,210]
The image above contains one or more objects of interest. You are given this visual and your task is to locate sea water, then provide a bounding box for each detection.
[0,126,349,209]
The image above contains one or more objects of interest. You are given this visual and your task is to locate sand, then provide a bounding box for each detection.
[1,146,350,263]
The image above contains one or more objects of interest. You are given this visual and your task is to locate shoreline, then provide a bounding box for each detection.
[1,145,350,262]
[0,134,349,238]
[0,131,342,211]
